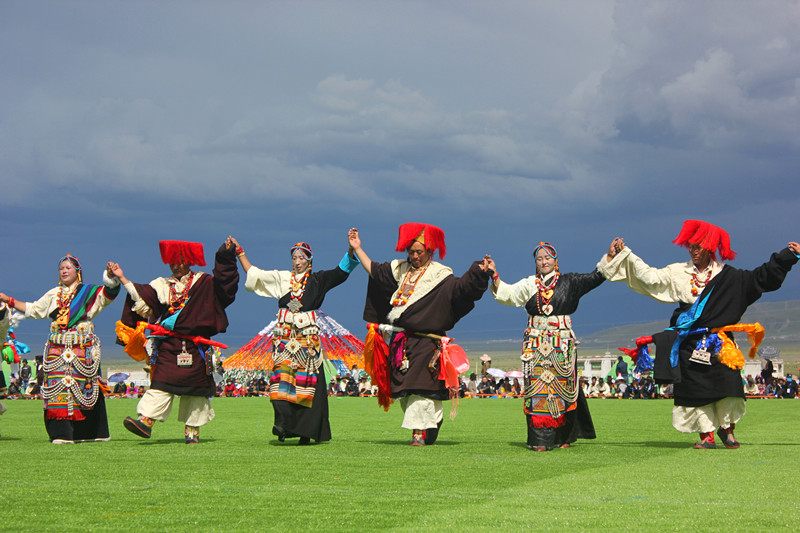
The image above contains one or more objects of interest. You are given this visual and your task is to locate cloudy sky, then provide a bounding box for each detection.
[2,0,799,355]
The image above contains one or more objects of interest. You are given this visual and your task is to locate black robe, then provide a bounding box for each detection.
[652,248,798,406]
[119,244,239,397]
[364,260,491,400]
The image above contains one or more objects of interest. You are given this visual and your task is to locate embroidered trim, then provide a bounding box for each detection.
[386,260,453,324]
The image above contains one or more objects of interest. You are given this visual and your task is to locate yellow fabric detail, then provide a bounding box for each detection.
[114,320,149,362]
[712,323,765,370]
[363,324,378,380]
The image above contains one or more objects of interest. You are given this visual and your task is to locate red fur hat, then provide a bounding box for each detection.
[395,223,446,259]
[672,220,736,261]
[159,241,206,266]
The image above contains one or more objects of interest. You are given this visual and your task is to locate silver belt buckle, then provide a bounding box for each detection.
[689,349,712,365]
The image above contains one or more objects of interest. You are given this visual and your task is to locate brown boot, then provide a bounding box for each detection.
[123,416,154,439]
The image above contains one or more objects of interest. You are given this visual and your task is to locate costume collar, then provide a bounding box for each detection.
[169,270,196,286]
[386,259,453,324]
[538,271,558,284]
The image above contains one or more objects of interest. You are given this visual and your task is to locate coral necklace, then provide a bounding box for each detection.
[690,267,712,296]
[392,263,429,307]
[535,273,560,315]
[168,272,195,314]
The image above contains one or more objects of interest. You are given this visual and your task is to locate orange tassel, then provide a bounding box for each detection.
[711,323,765,370]
[114,321,149,362]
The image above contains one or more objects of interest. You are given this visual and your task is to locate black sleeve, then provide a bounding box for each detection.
[449,261,491,319]
[742,248,798,306]
[570,269,605,299]
[213,242,240,309]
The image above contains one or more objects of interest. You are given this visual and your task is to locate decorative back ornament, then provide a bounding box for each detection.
[159,241,206,266]
[672,220,736,261]
[395,223,446,259]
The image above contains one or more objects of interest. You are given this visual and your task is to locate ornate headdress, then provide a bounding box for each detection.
[533,242,559,274]
[532,242,558,259]
[395,223,446,259]
[672,220,736,261]
[158,241,206,266]
[290,242,313,261]
[58,253,82,284]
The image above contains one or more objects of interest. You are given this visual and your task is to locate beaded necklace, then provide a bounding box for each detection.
[391,263,429,307]
[168,272,195,314]
[535,272,560,316]
[690,267,712,296]
[55,284,78,329]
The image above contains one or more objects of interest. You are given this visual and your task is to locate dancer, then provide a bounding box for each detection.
[0,302,9,436]
[348,224,492,446]
[0,255,120,443]
[230,236,359,445]
[599,220,799,449]
[115,239,238,444]
[488,242,601,451]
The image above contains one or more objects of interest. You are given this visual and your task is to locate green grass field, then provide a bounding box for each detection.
[1,396,799,531]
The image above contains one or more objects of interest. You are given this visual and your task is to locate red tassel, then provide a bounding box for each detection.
[672,220,736,261]
[158,240,206,266]
[364,324,393,411]
[395,223,447,259]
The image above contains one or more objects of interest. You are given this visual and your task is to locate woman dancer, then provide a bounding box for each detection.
[488,242,601,451]
[0,255,120,443]
[230,236,359,445]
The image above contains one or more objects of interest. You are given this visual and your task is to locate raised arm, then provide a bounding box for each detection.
[348,228,373,276]
[228,236,252,272]
[0,293,26,313]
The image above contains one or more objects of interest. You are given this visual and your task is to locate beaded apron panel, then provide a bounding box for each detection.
[42,322,101,419]
[521,315,578,418]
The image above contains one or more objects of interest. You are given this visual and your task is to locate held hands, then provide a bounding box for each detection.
[107,262,129,285]
[226,236,239,251]
[789,242,800,255]
[607,237,625,260]
[107,262,123,279]
[480,254,495,273]
[348,228,361,251]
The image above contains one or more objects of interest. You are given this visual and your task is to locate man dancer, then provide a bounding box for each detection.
[348,224,492,446]
[599,220,799,449]
[114,238,238,444]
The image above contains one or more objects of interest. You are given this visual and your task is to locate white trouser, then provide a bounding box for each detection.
[672,397,745,433]
[399,395,443,430]
[137,389,215,427]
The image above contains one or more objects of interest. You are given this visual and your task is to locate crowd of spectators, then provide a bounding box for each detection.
[3,361,800,400]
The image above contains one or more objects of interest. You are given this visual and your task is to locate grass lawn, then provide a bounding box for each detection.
[1,396,799,531]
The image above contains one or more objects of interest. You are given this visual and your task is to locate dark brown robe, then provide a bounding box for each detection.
[364,260,491,400]
[119,244,239,396]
